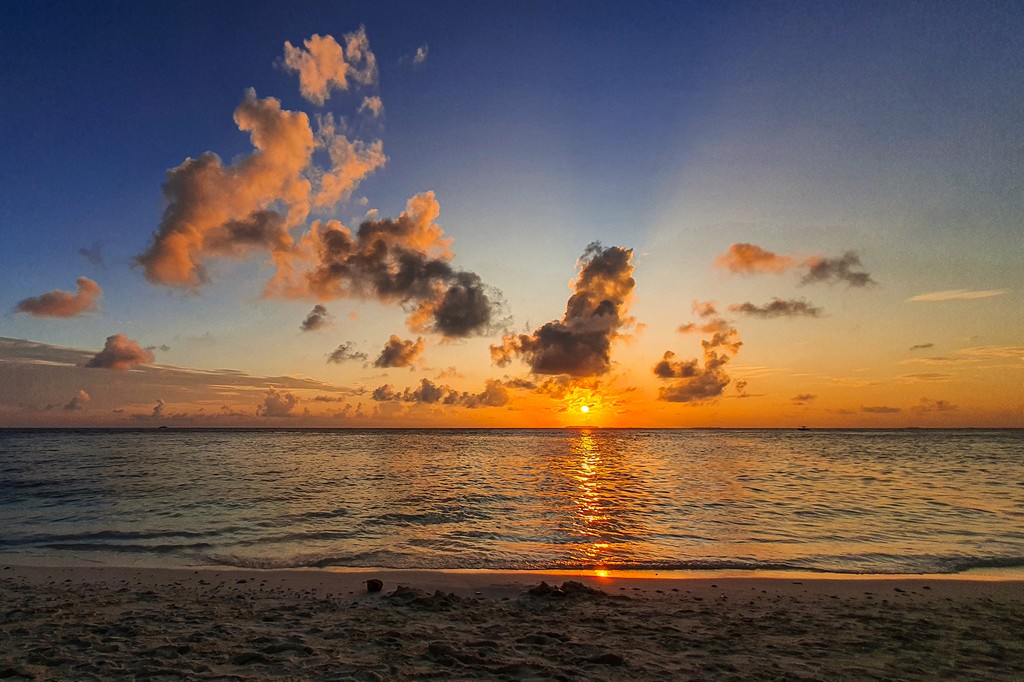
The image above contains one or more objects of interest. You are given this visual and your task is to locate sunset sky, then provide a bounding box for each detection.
[2,1,1021,427]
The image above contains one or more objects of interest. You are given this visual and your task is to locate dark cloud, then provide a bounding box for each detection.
[909,343,934,351]
[911,398,958,412]
[300,304,332,332]
[85,334,155,370]
[78,243,105,268]
[15,277,102,318]
[491,243,635,377]
[257,388,300,417]
[729,298,823,318]
[801,252,875,287]
[677,301,732,334]
[792,394,817,404]
[276,193,502,338]
[371,378,511,409]
[145,344,172,353]
[374,335,425,368]
[656,312,742,403]
[63,390,90,411]
[327,341,368,364]
[862,405,901,414]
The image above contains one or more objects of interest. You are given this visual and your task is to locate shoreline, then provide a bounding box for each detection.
[3,564,1022,680]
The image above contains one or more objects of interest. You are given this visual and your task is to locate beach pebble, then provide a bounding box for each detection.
[365,579,383,593]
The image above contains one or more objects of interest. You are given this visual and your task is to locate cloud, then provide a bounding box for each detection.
[655,314,742,404]
[909,343,934,351]
[958,346,1024,361]
[85,334,155,370]
[716,243,875,287]
[282,29,377,105]
[728,298,822,318]
[313,113,387,207]
[257,387,300,417]
[792,394,816,404]
[15,277,102,318]
[371,377,511,409]
[374,335,425,368]
[413,45,429,65]
[801,252,875,287]
[300,304,332,332]
[136,90,315,287]
[359,96,384,117]
[906,289,1006,302]
[327,341,368,364]
[900,372,952,382]
[63,390,90,411]
[861,405,901,414]
[677,300,732,334]
[78,243,104,268]
[911,398,958,412]
[273,192,502,337]
[715,243,795,274]
[491,243,635,377]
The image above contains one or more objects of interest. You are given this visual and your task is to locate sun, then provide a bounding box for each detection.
[580,405,590,414]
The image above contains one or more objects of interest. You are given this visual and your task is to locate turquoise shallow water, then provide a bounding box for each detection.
[1,428,1022,574]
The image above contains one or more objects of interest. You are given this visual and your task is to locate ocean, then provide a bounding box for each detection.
[1,428,1022,575]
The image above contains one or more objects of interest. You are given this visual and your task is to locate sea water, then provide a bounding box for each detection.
[1,428,1022,574]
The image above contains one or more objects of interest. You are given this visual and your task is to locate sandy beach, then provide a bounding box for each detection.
[1,566,1021,680]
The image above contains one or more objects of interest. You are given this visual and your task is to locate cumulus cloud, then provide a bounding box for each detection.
[282,29,377,105]
[63,390,90,411]
[313,113,387,207]
[656,310,742,403]
[273,192,502,337]
[906,289,1006,302]
[300,304,332,332]
[374,335,425,368]
[359,96,384,117]
[715,243,795,274]
[862,405,901,414]
[491,243,635,377]
[327,341,368,364]
[15,277,102,318]
[136,90,315,287]
[801,252,875,287]
[413,45,429,65]
[909,343,934,351]
[729,298,823,318]
[677,301,732,334]
[372,377,511,409]
[85,334,155,370]
[257,387,300,417]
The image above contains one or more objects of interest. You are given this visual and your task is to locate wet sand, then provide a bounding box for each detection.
[1,565,1021,680]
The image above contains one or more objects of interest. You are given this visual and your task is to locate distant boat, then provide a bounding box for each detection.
[797,425,810,431]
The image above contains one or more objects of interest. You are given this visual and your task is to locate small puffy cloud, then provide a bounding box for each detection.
[257,387,300,417]
[371,377,511,409]
[911,397,958,412]
[327,341,368,364]
[715,243,795,274]
[359,96,384,117]
[63,390,90,411]
[491,243,635,377]
[300,304,332,332]
[413,45,429,65]
[862,405,901,414]
[728,298,822,318]
[909,343,934,351]
[85,334,155,370]
[15,277,102,318]
[655,313,742,403]
[801,252,875,287]
[792,394,816,404]
[374,335,425,368]
[906,289,1006,302]
[282,29,377,105]
[313,113,387,208]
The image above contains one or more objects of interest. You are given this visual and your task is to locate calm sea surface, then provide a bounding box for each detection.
[1,429,1022,574]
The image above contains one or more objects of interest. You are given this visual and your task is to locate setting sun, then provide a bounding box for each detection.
[580,405,590,414]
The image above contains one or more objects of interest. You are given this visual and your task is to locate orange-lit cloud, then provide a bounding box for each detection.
[715,243,874,287]
[85,334,155,370]
[374,335,425,368]
[314,113,386,207]
[63,390,90,411]
[257,387,300,417]
[137,90,314,286]
[15,277,102,318]
[715,243,795,274]
[729,298,822,318]
[359,96,384,117]
[656,309,742,403]
[862,405,901,414]
[282,29,377,106]
[272,192,502,337]
[491,243,635,377]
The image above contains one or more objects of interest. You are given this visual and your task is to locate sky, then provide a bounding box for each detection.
[1,0,1022,427]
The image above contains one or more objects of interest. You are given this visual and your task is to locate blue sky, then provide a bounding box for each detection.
[1,1,1021,426]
